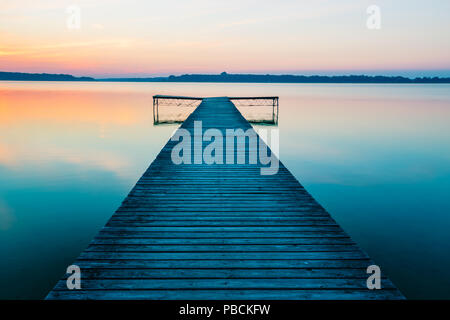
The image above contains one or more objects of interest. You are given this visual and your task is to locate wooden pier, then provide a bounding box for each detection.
[47,96,403,299]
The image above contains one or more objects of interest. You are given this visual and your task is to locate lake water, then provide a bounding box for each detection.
[0,81,449,299]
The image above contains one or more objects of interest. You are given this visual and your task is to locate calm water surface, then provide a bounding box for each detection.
[0,81,449,299]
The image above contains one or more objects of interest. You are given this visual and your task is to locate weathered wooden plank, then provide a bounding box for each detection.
[47,289,404,300]
[100,226,342,232]
[96,230,352,238]
[78,251,368,260]
[114,209,326,214]
[91,238,354,245]
[59,268,376,279]
[85,244,358,252]
[109,216,332,221]
[113,211,327,216]
[72,259,373,269]
[52,278,396,290]
[96,231,350,238]
[105,220,338,226]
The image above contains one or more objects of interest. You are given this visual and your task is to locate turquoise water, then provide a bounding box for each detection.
[0,81,449,299]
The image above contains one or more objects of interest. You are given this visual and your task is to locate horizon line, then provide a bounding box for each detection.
[2,70,450,80]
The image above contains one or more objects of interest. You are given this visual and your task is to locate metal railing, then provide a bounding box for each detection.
[229,97,279,125]
[153,95,203,124]
[152,95,279,125]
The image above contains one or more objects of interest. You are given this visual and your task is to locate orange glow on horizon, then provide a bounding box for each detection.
[1,1,449,77]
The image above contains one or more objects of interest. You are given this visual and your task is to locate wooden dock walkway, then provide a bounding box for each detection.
[47,97,403,299]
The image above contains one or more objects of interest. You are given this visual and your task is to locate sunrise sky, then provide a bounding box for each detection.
[1,0,449,77]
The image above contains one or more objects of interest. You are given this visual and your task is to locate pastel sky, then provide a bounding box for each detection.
[1,0,449,77]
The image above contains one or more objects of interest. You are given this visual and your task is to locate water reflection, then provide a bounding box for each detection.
[0,81,449,299]
[0,82,176,299]
[276,85,450,299]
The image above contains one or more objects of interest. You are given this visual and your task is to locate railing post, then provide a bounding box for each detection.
[276,97,279,124]
[152,97,156,124]
[156,97,159,123]
[272,98,275,123]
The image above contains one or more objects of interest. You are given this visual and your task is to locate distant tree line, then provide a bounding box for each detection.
[1,71,449,83]
[0,72,95,81]
[100,72,450,83]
